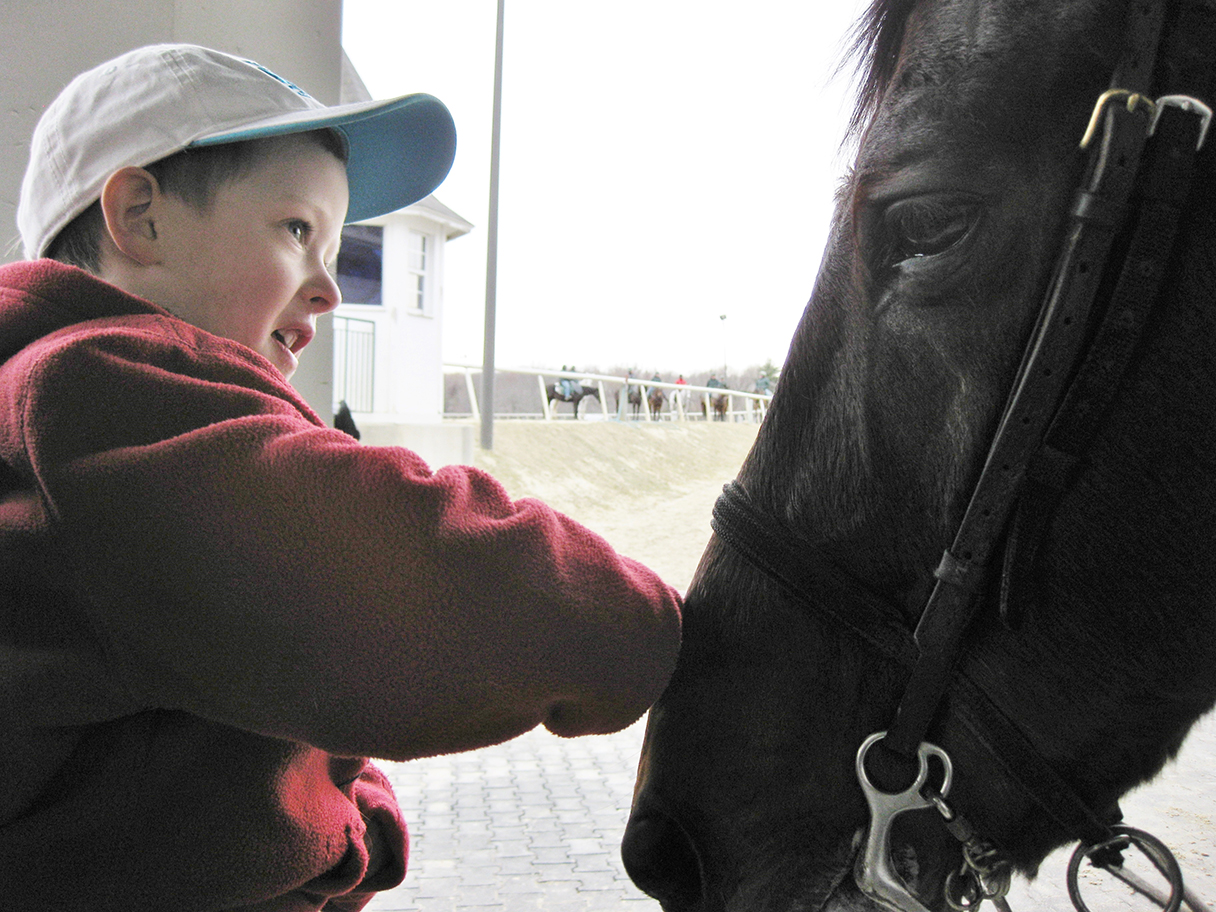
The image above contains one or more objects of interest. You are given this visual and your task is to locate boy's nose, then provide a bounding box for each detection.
[306,266,342,314]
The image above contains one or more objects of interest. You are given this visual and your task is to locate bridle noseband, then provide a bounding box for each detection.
[710,2,1213,910]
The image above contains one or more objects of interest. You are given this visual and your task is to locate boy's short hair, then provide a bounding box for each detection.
[47,128,348,273]
[20,44,457,261]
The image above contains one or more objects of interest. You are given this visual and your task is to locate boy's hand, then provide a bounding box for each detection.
[349,763,408,897]
[361,812,390,884]
[316,761,407,910]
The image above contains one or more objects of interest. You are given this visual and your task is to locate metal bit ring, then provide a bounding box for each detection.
[1066,825,1184,912]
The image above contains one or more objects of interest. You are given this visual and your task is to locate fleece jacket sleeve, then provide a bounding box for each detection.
[0,313,682,761]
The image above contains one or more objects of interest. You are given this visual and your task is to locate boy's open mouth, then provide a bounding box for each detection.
[273,329,302,352]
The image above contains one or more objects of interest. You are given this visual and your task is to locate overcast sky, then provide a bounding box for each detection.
[342,2,868,378]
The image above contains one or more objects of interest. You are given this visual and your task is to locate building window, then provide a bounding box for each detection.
[408,231,429,312]
[333,316,375,412]
[336,225,383,305]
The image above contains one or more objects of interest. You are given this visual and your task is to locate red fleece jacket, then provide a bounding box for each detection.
[0,260,682,910]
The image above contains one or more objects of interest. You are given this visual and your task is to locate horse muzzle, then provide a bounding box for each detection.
[622,804,707,911]
[622,798,921,912]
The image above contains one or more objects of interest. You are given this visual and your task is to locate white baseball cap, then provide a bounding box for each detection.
[18,44,457,260]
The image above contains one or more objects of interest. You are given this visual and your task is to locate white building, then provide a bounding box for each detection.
[331,193,474,466]
[324,59,475,467]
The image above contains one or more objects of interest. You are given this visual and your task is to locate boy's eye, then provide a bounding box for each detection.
[286,219,313,243]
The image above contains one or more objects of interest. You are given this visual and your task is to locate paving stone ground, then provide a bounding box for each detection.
[364,719,659,912]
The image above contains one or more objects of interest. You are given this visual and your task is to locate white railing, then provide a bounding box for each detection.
[443,364,773,423]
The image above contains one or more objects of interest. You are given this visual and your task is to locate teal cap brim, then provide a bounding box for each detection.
[193,92,456,222]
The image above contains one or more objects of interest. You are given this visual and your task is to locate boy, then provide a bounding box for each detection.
[0,45,682,910]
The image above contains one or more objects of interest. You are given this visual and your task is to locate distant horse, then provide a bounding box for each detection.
[616,385,644,419]
[545,382,600,419]
[701,392,729,421]
[624,4,1216,912]
[647,386,666,420]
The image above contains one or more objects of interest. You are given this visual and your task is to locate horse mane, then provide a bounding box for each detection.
[842,0,918,139]
[842,0,1141,143]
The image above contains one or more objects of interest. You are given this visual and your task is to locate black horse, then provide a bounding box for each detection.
[545,381,600,419]
[617,384,645,419]
[700,392,729,421]
[624,3,1216,912]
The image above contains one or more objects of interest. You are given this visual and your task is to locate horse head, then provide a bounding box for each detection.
[624,1,1216,910]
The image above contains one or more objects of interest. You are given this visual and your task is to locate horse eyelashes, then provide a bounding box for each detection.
[879,194,982,269]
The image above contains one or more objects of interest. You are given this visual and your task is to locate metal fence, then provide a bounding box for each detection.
[443,364,773,423]
[334,317,376,412]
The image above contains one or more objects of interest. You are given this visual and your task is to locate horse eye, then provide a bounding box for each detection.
[882,195,980,267]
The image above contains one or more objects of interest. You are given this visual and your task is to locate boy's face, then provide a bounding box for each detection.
[136,134,348,379]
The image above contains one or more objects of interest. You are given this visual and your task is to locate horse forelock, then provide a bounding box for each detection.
[844,0,1120,144]
[844,0,917,140]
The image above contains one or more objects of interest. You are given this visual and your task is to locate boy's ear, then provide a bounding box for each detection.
[99,167,161,265]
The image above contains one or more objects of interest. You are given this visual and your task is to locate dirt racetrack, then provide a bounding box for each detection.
[473,420,760,594]
[469,420,1215,909]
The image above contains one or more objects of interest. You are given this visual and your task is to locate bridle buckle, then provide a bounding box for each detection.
[1079,88,1158,150]
[1148,94,1213,150]
[1080,88,1212,152]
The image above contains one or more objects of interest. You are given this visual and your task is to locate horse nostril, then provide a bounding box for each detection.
[622,810,705,910]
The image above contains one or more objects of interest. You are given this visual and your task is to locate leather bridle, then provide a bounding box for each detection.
[709,1,1213,910]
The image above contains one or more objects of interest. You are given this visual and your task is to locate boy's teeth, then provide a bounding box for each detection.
[275,330,298,350]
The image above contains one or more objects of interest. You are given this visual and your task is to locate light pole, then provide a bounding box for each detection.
[719,313,727,380]
[480,0,505,451]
